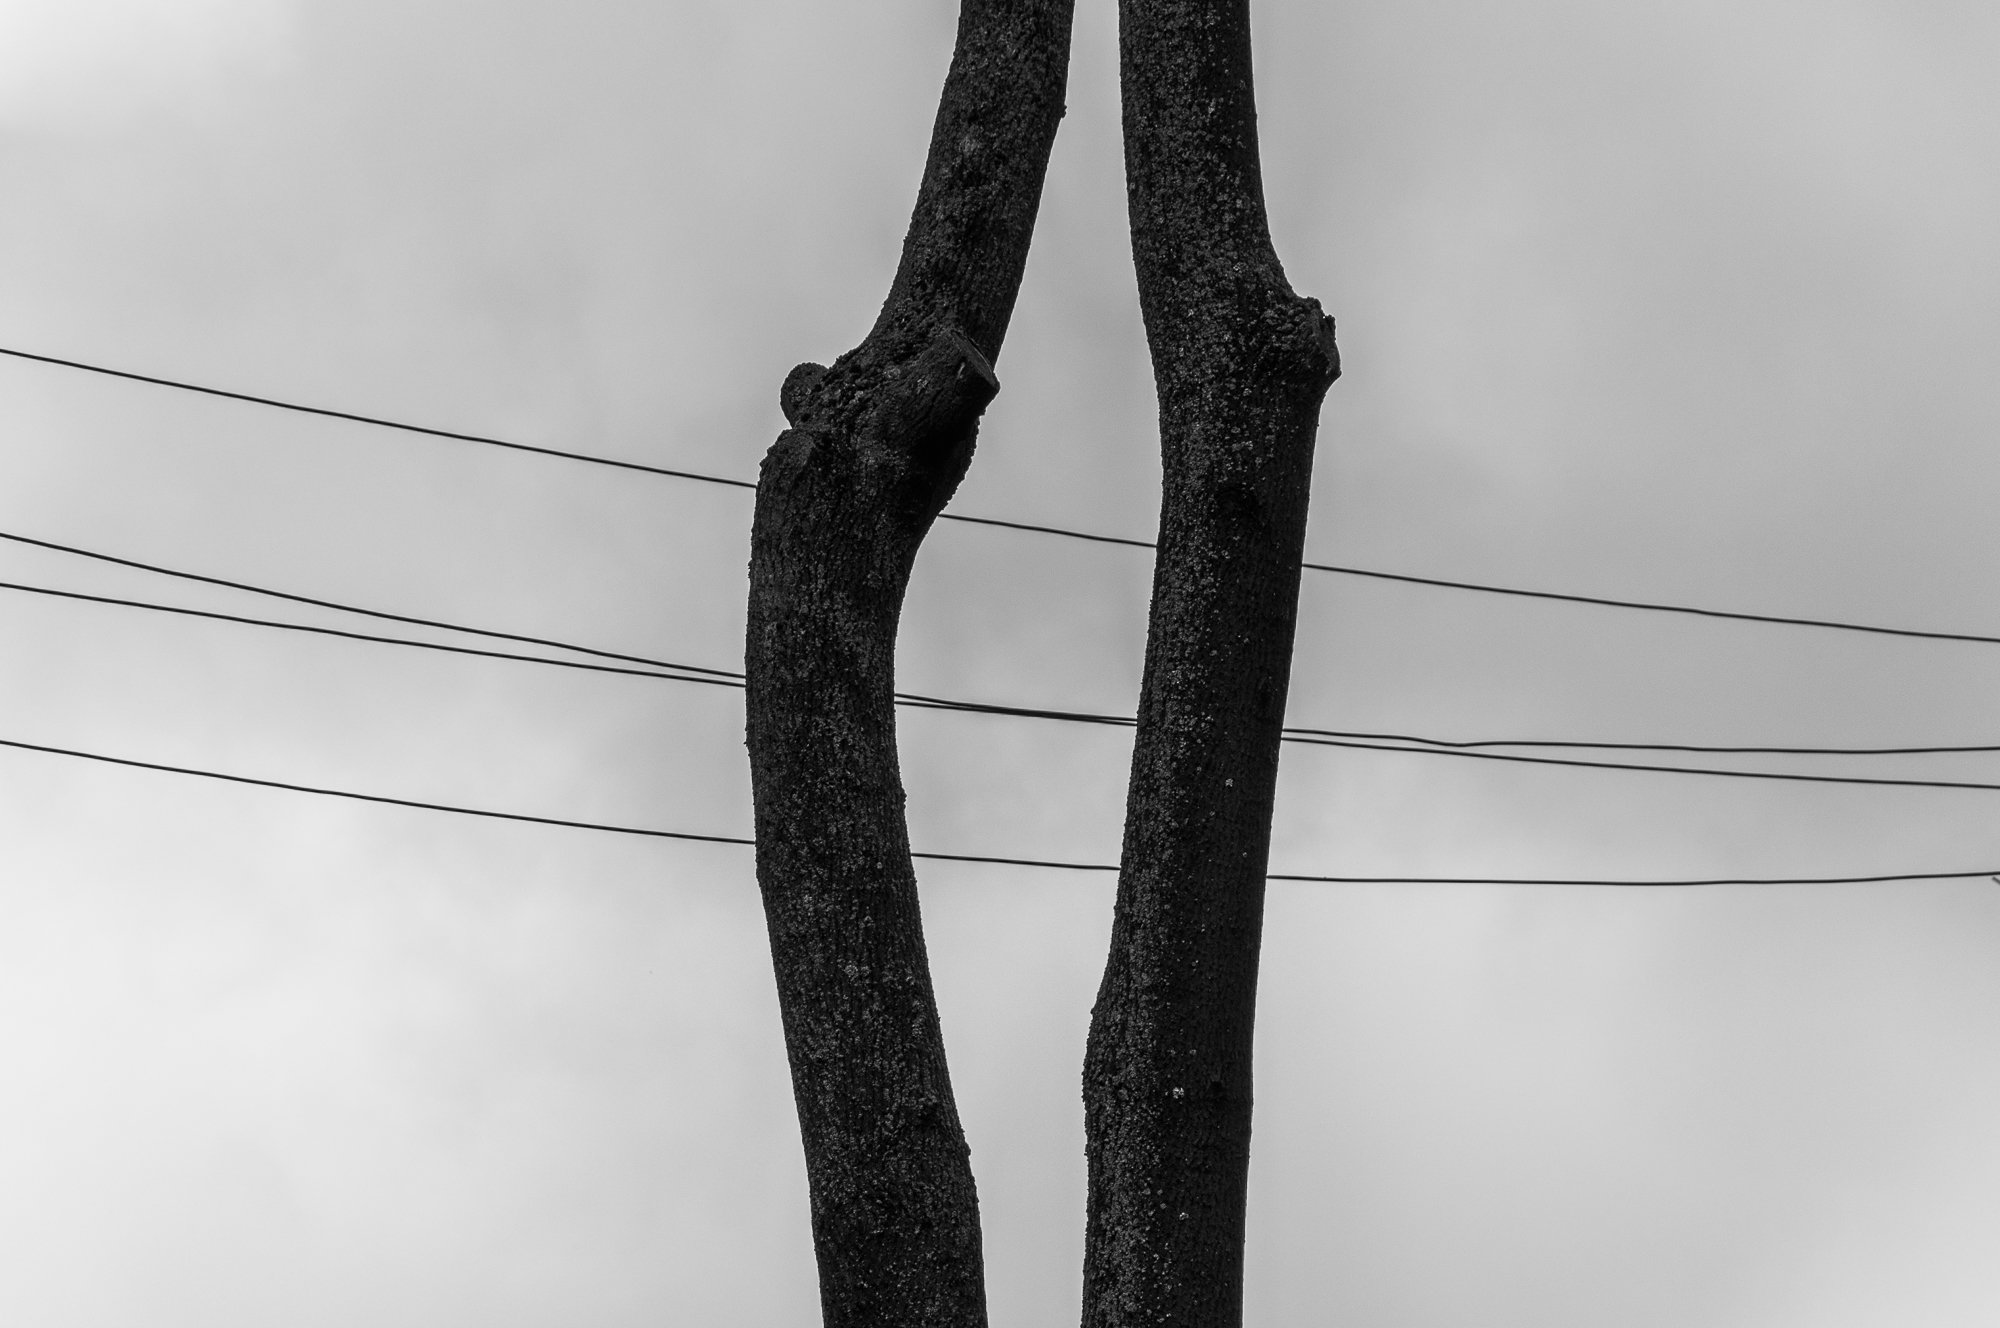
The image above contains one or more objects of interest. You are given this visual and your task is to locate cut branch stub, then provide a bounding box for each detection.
[767,325,999,553]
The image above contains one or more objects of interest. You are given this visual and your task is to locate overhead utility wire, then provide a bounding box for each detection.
[6,733,1997,887]
[1291,561,2000,647]
[10,343,2000,650]
[0,529,735,678]
[0,736,756,847]
[0,539,1105,714]
[1282,724,2000,758]
[0,346,755,489]
[1282,735,2000,793]
[12,571,2000,778]
[0,580,735,686]
[0,734,1092,873]
[0,570,1105,720]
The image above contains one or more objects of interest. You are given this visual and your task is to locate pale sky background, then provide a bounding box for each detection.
[3,1,1999,1324]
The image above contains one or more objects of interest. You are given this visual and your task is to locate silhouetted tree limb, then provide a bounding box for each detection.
[1082,2,1341,1324]
[742,3,1074,1325]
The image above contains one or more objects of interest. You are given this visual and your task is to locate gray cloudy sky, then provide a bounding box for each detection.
[3,1,1998,1323]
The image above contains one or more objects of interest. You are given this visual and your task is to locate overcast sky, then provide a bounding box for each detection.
[3,1,1999,1324]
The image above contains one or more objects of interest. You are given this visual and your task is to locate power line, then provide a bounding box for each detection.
[0,733,1107,871]
[1299,560,2000,648]
[0,547,1110,719]
[0,568,1120,719]
[0,735,755,845]
[0,528,734,677]
[5,732,1995,887]
[0,578,1118,730]
[0,346,755,489]
[1286,725,2000,758]
[940,511,1154,551]
[1265,869,2000,887]
[13,573,2000,786]
[0,580,729,684]
[13,353,1999,880]
[11,342,2000,650]
[1281,736,2000,793]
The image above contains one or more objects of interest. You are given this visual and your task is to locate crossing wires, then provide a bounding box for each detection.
[11,342,2000,650]
[6,341,2000,884]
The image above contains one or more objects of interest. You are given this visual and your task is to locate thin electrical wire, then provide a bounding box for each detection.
[940,511,1155,550]
[0,528,736,677]
[1285,735,2000,792]
[1285,725,2000,757]
[0,580,730,685]
[1264,869,2000,886]
[6,733,1996,886]
[0,735,755,845]
[0,578,1122,728]
[11,342,2000,650]
[0,346,756,488]
[1297,560,2000,647]
[0,554,1114,720]
[11,575,2000,777]
[0,571,1129,728]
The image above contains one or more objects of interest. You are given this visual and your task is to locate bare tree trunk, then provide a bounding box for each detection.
[742,3,1073,1325]
[1081,2,1341,1324]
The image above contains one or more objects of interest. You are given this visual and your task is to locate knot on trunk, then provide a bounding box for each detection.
[755,325,1001,568]
[870,326,998,448]
[780,361,829,427]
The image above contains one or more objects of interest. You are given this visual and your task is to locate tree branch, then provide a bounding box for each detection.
[1082,2,1340,1324]
[742,4,1073,1324]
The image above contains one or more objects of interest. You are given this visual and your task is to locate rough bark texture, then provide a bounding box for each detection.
[742,4,1073,1325]
[1081,2,1340,1325]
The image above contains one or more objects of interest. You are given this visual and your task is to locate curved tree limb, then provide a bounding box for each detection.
[742,4,1074,1325]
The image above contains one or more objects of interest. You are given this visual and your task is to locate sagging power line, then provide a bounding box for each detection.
[6,732,1996,888]
[10,342,2000,650]
[0,528,731,678]
[12,570,2000,787]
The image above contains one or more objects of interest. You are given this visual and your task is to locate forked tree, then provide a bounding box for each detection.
[743,2,1339,1324]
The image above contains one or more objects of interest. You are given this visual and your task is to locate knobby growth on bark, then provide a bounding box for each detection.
[742,3,1074,1325]
[1081,2,1341,1326]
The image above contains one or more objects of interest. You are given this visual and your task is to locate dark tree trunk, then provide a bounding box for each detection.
[742,3,1073,1325]
[1081,2,1340,1325]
